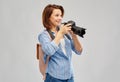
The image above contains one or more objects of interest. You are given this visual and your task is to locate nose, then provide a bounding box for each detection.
[59,16,63,21]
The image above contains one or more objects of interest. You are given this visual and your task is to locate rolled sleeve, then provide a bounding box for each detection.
[51,40,59,51]
[73,49,81,55]
[38,30,59,56]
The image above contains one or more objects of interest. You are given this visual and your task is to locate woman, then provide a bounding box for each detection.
[38,4,83,82]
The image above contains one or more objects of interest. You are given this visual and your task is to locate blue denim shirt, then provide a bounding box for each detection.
[38,30,81,80]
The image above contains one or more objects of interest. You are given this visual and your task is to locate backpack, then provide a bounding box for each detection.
[36,30,52,80]
[36,43,49,80]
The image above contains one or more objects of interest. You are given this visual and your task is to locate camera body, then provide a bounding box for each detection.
[63,20,86,38]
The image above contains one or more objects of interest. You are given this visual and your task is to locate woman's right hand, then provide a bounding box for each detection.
[59,23,72,35]
[54,23,72,45]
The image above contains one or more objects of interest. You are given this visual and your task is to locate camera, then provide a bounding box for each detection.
[62,20,86,38]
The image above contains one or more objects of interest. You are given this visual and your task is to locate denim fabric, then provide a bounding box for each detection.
[44,73,74,82]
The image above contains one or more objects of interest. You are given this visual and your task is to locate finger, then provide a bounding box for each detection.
[69,30,74,34]
[65,23,72,27]
[67,26,72,30]
[60,24,64,28]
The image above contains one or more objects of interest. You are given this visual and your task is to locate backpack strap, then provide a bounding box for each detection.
[47,29,55,40]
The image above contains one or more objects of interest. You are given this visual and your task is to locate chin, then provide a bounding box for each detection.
[57,23,61,26]
[54,22,61,27]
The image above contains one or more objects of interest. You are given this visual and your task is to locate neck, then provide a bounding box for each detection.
[50,26,58,33]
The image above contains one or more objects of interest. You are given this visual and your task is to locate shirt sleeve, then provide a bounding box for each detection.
[38,31,59,56]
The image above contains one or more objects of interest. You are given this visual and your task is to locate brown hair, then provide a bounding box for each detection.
[42,4,64,29]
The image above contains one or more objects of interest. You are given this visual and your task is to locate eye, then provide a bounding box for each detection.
[55,14,59,17]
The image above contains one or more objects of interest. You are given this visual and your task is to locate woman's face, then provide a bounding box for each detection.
[49,9,63,28]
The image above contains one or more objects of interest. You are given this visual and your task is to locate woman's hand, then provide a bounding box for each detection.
[53,23,72,45]
[59,23,72,35]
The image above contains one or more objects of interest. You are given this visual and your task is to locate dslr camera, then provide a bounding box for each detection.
[63,20,86,38]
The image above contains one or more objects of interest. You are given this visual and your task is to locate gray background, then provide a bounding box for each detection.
[0,0,120,82]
